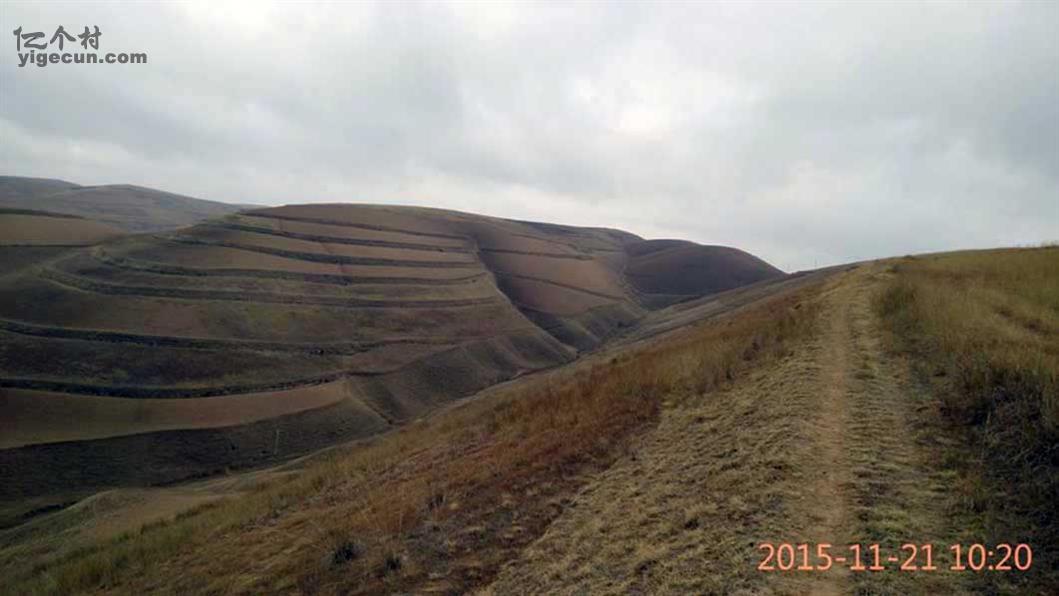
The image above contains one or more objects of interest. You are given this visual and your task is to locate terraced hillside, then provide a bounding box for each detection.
[0,209,123,247]
[4,248,1054,596]
[0,176,252,232]
[0,209,125,275]
[0,203,783,524]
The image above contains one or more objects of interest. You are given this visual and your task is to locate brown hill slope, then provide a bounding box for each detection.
[0,209,124,247]
[4,251,1054,596]
[0,209,126,276]
[0,176,251,232]
[625,239,784,307]
[0,202,783,520]
[0,260,827,595]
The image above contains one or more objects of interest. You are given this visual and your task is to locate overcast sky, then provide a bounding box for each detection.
[1,1,1056,270]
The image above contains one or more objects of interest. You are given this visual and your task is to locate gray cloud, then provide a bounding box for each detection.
[2,0,1056,270]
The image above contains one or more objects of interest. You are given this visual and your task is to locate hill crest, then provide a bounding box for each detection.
[0,197,786,515]
[0,176,252,232]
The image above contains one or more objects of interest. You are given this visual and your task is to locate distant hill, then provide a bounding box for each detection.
[0,200,784,515]
[625,239,784,307]
[0,176,253,232]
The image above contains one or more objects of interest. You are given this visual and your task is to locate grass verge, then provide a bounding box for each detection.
[875,247,1058,593]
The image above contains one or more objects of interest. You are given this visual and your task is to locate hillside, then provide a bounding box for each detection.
[0,176,251,233]
[624,239,784,307]
[0,209,126,276]
[0,245,823,595]
[0,209,124,247]
[0,202,784,525]
[2,247,1052,595]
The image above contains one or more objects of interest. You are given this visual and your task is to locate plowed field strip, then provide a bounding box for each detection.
[0,371,350,399]
[165,236,480,268]
[243,212,469,241]
[0,317,461,355]
[209,222,474,253]
[40,268,499,309]
[493,271,624,300]
[95,250,487,286]
[479,247,593,260]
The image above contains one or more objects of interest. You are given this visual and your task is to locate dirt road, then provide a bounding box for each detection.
[483,265,970,595]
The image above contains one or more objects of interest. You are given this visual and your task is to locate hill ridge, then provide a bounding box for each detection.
[0,175,252,232]
[0,199,786,517]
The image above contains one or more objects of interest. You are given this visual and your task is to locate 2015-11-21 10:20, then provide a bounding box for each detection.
[757,543,1032,572]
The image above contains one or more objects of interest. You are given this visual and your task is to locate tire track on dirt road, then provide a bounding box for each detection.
[484,266,965,595]
[481,278,839,594]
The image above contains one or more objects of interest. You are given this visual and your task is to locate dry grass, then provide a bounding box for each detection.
[486,263,988,595]
[875,246,1059,592]
[487,300,830,594]
[8,279,822,595]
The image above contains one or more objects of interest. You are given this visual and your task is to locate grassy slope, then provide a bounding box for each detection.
[875,247,1058,593]
[4,269,823,595]
[487,255,1056,596]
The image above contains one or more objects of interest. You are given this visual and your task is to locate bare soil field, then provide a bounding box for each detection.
[256,204,470,238]
[52,252,497,300]
[112,240,485,280]
[0,212,123,247]
[189,225,477,263]
[471,227,582,256]
[481,251,627,296]
[494,275,615,315]
[0,381,351,448]
[38,267,500,310]
[241,213,471,247]
[0,275,529,341]
[221,219,475,253]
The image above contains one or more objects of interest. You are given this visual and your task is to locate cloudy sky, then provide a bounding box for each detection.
[1,1,1055,271]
